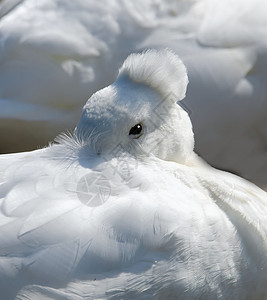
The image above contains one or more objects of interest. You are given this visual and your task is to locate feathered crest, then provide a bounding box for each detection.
[118,49,188,101]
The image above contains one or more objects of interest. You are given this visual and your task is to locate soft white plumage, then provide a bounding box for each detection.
[1,0,267,189]
[1,50,267,299]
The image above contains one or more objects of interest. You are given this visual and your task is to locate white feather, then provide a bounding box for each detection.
[118,49,188,100]
[0,50,267,299]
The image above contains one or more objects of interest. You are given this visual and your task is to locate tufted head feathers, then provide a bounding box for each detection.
[118,49,188,101]
[74,49,194,165]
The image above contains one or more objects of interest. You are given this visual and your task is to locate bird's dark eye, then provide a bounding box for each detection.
[129,123,143,138]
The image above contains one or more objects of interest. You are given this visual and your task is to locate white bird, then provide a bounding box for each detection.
[1,49,267,300]
[1,0,267,189]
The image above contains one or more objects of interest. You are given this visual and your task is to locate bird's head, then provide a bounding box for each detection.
[74,49,194,164]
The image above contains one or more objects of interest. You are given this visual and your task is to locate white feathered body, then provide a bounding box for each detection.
[1,42,267,299]
[1,142,267,299]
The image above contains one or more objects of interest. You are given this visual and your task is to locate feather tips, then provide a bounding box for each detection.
[118,49,188,101]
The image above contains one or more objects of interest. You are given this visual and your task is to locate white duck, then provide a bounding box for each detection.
[0,50,267,300]
[1,0,267,190]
